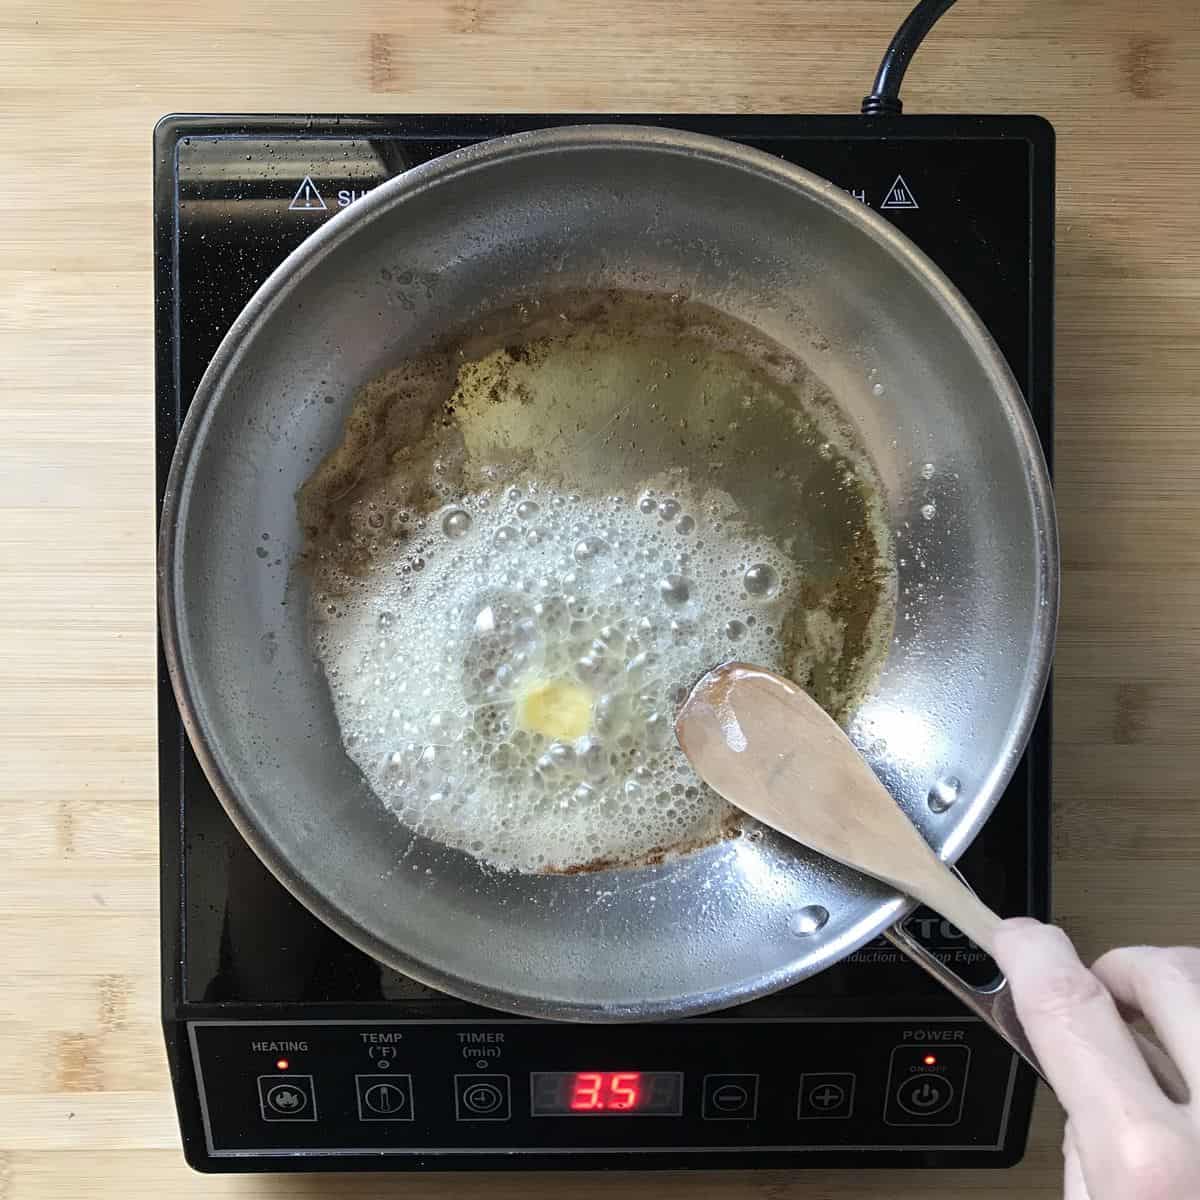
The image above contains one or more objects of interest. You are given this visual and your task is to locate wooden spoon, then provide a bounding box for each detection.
[676,661,1189,1102]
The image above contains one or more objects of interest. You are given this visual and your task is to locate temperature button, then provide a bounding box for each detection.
[455,1073,511,1121]
[356,1074,414,1122]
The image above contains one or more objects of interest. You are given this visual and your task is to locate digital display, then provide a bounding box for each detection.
[530,1071,683,1116]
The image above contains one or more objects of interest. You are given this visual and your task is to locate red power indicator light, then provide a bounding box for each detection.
[922,1054,937,1067]
[275,1058,290,1071]
[569,1072,643,1111]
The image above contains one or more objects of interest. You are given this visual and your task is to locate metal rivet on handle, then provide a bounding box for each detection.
[928,777,961,813]
[789,905,830,936]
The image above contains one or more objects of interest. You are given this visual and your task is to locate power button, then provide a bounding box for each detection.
[896,1073,954,1116]
[884,1044,970,1126]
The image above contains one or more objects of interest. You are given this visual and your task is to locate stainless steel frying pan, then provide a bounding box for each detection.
[159,126,1057,1030]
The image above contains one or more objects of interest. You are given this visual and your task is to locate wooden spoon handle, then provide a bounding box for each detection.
[903,860,1005,953]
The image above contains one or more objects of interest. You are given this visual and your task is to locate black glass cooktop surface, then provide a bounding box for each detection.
[155,114,1052,1172]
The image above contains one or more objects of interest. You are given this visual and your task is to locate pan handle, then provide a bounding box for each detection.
[883,916,1047,1085]
[886,910,1191,1103]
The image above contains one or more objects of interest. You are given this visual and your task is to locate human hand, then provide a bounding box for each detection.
[993,918,1200,1200]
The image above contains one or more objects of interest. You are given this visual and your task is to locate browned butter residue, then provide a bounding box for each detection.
[300,291,895,874]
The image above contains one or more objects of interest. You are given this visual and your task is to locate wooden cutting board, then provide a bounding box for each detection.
[2,1,1199,1196]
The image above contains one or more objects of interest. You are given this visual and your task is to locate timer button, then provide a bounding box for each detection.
[455,1073,511,1122]
[702,1074,759,1120]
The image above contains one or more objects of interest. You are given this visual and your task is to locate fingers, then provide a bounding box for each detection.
[1002,929,1200,1199]
[1062,1124,1092,1200]
[992,919,1168,1126]
[1091,946,1200,1088]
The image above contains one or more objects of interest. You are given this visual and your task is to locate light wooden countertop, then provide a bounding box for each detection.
[2,1,1199,1196]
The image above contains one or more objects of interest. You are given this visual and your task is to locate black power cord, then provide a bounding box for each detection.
[861,0,958,116]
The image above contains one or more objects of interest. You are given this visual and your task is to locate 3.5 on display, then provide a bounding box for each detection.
[530,1072,684,1116]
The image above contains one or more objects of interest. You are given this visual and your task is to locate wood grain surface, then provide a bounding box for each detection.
[1,0,1198,1196]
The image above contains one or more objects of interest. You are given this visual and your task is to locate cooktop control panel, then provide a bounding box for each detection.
[190,1020,1016,1159]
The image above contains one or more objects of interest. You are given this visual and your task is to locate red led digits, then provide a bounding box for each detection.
[569,1073,604,1110]
[608,1072,641,1110]
[568,1072,644,1111]
[531,1070,680,1116]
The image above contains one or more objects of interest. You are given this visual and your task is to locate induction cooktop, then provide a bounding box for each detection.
[155,112,1053,1173]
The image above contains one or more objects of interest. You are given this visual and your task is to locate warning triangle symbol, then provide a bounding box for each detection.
[880,174,919,210]
[289,176,327,212]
